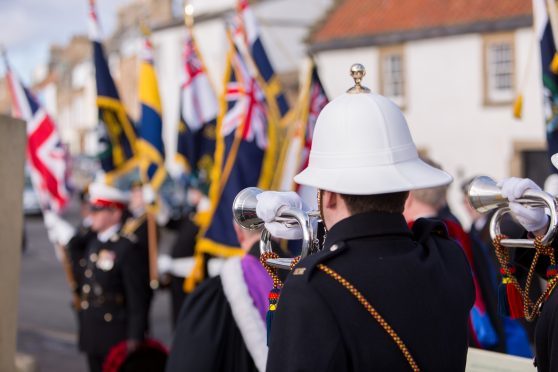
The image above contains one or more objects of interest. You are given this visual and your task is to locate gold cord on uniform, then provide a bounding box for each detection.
[493,234,558,321]
[260,251,301,345]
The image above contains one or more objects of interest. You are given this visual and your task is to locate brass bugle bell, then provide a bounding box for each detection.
[466,176,558,248]
[232,187,320,270]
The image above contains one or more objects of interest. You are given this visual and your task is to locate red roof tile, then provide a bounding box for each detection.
[313,0,532,44]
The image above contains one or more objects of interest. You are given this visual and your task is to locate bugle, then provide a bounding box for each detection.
[232,187,321,269]
[466,176,558,248]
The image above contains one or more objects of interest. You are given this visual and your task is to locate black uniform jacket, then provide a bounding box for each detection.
[121,213,153,299]
[267,212,475,372]
[165,275,259,372]
[518,239,558,372]
[165,243,263,372]
[68,229,151,356]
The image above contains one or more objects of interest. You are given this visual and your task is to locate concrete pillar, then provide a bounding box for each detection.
[0,114,26,372]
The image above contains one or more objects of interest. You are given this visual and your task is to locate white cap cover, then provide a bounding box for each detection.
[89,181,130,208]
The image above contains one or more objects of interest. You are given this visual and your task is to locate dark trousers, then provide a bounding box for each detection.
[87,353,105,372]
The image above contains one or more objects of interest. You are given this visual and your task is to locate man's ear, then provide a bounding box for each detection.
[404,192,414,210]
[324,191,338,209]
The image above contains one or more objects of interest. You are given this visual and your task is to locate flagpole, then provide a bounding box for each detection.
[137,21,161,289]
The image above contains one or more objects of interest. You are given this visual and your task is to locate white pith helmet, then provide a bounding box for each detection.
[294,63,453,195]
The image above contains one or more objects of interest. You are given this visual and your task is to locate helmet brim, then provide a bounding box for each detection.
[294,157,453,195]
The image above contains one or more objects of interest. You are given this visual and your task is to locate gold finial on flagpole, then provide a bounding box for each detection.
[184,2,194,29]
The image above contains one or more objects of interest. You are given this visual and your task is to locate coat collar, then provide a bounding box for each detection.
[97,224,121,243]
[324,211,412,248]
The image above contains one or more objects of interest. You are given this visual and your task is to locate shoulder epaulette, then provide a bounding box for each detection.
[121,214,146,235]
[412,218,449,243]
[289,242,348,282]
[120,232,138,243]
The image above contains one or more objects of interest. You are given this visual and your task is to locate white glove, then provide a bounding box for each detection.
[497,177,548,232]
[256,191,305,240]
[43,210,58,230]
[156,197,171,226]
[158,254,173,275]
[142,184,156,204]
[43,211,76,246]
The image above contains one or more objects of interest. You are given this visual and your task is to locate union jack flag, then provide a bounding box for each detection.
[184,31,278,291]
[176,29,218,180]
[4,55,70,212]
[221,42,268,150]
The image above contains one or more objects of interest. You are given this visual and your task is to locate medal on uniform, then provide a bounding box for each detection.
[97,250,116,271]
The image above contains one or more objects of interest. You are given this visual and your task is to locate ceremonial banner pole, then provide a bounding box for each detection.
[58,245,81,309]
[147,211,159,289]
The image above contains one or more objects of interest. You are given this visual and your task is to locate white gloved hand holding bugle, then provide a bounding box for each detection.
[256,191,307,240]
[498,177,549,235]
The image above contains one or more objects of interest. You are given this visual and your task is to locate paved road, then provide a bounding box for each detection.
[18,200,175,371]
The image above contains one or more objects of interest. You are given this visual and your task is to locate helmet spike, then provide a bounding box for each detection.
[347,63,371,94]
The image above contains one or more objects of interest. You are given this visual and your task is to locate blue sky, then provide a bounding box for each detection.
[0,0,131,84]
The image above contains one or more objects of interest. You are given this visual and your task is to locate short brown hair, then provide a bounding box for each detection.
[340,191,410,214]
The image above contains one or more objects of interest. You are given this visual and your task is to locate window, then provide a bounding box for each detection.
[380,46,405,108]
[484,34,515,104]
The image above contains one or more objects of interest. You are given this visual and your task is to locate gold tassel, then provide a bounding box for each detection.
[513,94,523,119]
[551,52,558,74]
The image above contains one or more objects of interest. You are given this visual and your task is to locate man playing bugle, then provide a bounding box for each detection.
[256,64,474,371]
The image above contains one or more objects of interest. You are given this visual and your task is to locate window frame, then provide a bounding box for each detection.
[483,33,516,106]
[379,45,406,109]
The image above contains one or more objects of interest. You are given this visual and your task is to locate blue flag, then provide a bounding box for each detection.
[137,35,166,191]
[201,34,276,248]
[89,0,137,176]
[534,0,558,172]
[184,32,277,292]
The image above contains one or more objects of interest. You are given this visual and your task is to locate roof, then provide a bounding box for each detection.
[310,0,533,52]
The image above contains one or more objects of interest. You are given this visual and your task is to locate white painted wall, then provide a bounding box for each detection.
[314,27,546,225]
